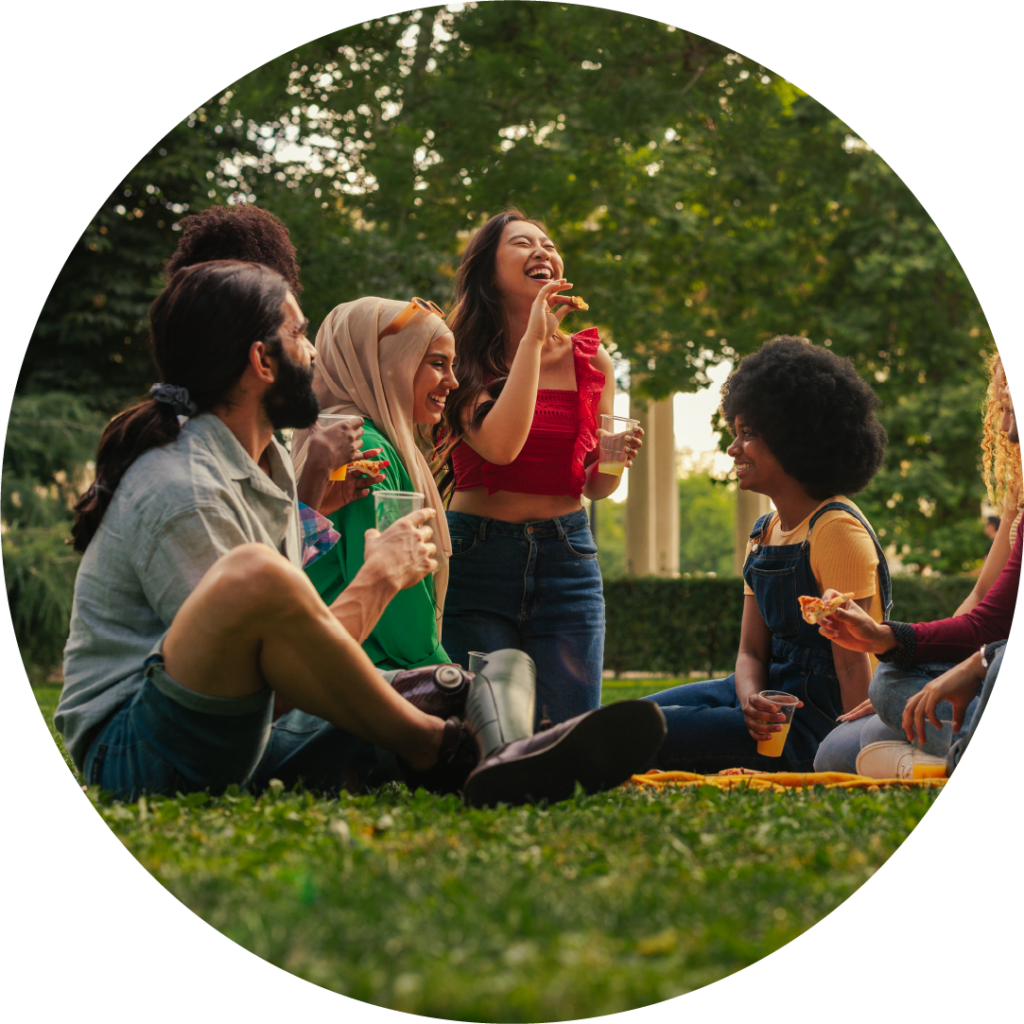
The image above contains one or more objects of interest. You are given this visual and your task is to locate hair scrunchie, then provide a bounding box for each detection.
[149,383,198,417]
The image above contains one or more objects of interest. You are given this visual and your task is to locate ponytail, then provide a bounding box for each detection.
[71,259,289,552]
[71,400,182,552]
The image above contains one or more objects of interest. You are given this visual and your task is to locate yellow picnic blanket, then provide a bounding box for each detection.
[630,769,946,792]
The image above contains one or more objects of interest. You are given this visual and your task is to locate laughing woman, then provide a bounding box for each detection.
[436,210,641,726]
[292,297,457,670]
[644,337,891,773]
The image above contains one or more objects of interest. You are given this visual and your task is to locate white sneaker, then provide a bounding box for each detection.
[856,740,946,779]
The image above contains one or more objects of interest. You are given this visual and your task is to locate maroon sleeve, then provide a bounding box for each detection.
[911,529,1022,662]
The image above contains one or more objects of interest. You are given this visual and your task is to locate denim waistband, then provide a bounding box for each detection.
[446,507,591,540]
[771,636,838,678]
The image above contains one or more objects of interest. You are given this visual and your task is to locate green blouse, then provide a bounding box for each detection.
[304,422,450,671]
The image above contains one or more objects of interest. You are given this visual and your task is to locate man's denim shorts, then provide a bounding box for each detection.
[82,652,274,802]
[82,651,388,802]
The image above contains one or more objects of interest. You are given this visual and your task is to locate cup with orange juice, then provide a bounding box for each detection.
[597,414,639,476]
[756,690,801,758]
[317,413,361,480]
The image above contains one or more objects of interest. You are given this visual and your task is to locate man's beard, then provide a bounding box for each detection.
[263,347,320,430]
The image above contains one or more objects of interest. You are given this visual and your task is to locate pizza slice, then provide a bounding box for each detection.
[570,295,589,311]
[798,592,854,625]
[346,459,390,476]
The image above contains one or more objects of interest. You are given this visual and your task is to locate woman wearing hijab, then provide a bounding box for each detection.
[287,296,667,807]
[292,296,457,671]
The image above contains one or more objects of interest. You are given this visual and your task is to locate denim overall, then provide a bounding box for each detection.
[746,501,893,750]
[647,501,892,773]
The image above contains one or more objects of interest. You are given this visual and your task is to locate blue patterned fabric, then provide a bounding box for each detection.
[298,502,341,567]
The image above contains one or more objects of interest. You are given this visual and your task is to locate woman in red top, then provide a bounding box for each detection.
[436,210,642,725]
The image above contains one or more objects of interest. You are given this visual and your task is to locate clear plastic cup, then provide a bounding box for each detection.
[755,690,801,758]
[317,413,361,481]
[467,651,488,673]
[373,490,424,531]
[598,414,639,476]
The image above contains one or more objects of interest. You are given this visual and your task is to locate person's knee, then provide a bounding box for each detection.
[867,663,897,705]
[813,720,860,773]
[204,544,306,617]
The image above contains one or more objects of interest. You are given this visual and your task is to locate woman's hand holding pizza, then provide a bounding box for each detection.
[816,588,895,654]
[317,449,388,516]
[523,278,583,344]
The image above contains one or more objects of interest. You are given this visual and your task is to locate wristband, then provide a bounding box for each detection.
[979,643,1000,676]
[876,621,916,669]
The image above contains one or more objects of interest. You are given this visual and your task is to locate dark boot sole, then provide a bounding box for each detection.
[463,700,667,808]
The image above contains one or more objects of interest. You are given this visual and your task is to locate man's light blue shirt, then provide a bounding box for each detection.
[57,413,301,769]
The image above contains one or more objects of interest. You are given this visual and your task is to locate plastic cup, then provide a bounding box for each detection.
[374,490,424,531]
[467,651,488,673]
[598,414,639,475]
[755,690,801,758]
[318,413,360,481]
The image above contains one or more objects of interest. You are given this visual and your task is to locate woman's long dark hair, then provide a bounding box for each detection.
[71,260,289,552]
[433,208,547,498]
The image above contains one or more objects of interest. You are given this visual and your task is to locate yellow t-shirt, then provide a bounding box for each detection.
[742,495,883,626]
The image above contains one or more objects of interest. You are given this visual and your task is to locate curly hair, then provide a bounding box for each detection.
[720,336,887,499]
[165,204,301,294]
[980,351,1022,510]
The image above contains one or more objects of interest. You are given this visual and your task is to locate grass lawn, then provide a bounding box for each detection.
[31,682,940,1021]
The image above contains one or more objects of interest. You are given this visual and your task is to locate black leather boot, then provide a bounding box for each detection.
[398,715,479,796]
[461,650,668,808]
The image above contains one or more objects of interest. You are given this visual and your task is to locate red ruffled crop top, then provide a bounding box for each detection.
[452,328,605,499]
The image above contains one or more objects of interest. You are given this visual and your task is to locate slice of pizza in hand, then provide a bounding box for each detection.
[346,459,390,476]
[798,592,854,625]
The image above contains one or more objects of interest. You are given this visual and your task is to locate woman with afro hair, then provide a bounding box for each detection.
[643,336,891,773]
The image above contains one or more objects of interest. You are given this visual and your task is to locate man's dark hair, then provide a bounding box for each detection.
[71,261,289,552]
[165,204,301,294]
[720,336,887,499]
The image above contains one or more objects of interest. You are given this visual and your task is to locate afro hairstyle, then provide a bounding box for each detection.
[165,204,301,294]
[720,336,887,499]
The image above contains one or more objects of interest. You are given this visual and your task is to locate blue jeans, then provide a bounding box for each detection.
[947,641,1004,772]
[814,659,985,772]
[812,715,904,772]
[443,509,605,727]
[83,653,385,802]
[644,675,824,773]
[869,661,979,757]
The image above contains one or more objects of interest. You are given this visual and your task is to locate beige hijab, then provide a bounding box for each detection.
[292,297,452,628]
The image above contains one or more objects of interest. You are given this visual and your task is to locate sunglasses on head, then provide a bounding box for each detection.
[379,297,446,340]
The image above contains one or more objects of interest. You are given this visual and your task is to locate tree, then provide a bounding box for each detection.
[21,2,993,571]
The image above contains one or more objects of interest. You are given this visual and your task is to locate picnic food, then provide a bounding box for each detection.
[798,592,854,625]
[347,459,389,476]
[329,458,389,482]
[570,295,589,311]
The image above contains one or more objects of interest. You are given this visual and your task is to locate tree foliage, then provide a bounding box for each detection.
[20,2,993,571]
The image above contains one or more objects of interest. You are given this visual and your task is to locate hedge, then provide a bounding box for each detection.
[0,528,979,679]
[2,522,80,671]
[603,574,977,677]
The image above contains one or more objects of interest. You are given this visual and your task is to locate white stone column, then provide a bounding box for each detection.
[653,398,679,576]
[625,393,678,576]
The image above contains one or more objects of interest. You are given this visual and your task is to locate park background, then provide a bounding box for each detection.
[3,2,993,682]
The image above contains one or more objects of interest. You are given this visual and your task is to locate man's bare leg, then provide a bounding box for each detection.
[161,544,445,771]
